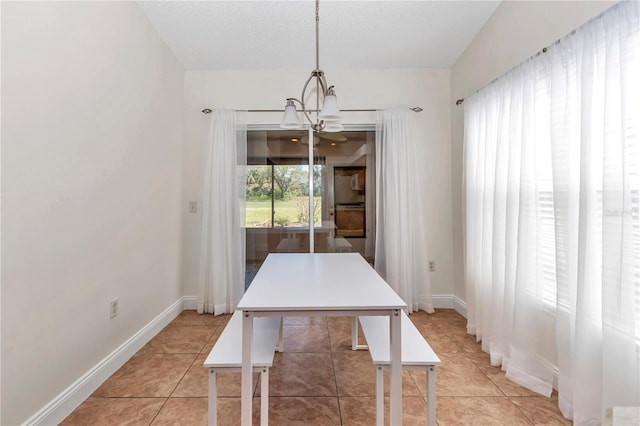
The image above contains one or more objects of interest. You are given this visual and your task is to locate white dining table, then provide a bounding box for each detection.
[237,252,407,425]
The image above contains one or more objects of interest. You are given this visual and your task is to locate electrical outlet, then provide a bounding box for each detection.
[189,201,197,213]
[110,298,119,319]
[428,260,435,272]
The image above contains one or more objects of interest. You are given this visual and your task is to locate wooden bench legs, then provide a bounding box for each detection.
[208,366,270,426]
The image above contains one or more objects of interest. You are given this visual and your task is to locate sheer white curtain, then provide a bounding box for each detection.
[197,109,247,315]
[464,1,640,423]
[375,109,433,313]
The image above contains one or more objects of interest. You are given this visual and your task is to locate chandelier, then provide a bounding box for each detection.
[280,0,343,133]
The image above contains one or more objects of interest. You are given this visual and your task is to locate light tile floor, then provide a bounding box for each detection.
[61,310,571,425]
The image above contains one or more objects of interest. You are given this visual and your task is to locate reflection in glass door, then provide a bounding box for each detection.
[245,128,375,287]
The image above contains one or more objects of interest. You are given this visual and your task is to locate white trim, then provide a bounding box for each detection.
[422,294,467,318]
[25,298,186,426]
[453,295,467,318]
[183,295,198,310]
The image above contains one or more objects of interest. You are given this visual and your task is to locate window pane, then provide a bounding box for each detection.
[245,165,272,228]
[273,165,308,228]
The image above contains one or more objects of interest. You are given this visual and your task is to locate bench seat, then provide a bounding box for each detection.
[203,311,282,426]
[327,236,352,252]
[358,311,441,426]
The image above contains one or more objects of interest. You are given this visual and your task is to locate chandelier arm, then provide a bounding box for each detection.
[299,72,323,127]
[301,109,315,127]
[299,72,329,128]
[318,76,328,98]
[300,71,316,110]
[287,97,315,127]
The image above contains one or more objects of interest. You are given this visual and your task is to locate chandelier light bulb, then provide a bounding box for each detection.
[280,101,303,129]
[319,88,341,121]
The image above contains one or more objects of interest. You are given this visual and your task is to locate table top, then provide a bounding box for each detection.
[237,253,407,312]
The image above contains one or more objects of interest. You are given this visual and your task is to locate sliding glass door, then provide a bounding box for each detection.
[245,126,375,286]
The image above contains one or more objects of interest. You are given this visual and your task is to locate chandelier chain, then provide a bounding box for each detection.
[281,0,342,132]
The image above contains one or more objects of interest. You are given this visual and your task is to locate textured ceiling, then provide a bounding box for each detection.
[137,0,501,70]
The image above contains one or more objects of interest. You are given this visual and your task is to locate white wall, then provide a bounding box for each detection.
[182,69,454,302]
[449,0,615,303]
[1,2,184,424]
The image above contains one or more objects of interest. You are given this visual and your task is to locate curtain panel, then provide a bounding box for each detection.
[375,108,433,313]
[464,1,640,424]
[197,109,247,315]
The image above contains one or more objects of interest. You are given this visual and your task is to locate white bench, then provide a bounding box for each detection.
[275,237,305,252]
[203,311,282,426]
[358,311,441,426]
[327,236,352,252]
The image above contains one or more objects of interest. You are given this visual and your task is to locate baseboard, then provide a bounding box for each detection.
[25,297,187,426]
[429,294,467,318]
[453,295,467,318]
[183,295,197,310]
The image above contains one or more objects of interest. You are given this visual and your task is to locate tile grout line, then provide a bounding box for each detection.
[507,396,538,425]
[147,319,213,425]
[469,352,536,424]
[435,313,536,425]
[147,397,170,425]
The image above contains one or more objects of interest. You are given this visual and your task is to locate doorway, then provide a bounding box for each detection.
[244,127,375,286]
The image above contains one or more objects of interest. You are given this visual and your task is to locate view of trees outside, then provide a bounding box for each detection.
[246,164,323,228]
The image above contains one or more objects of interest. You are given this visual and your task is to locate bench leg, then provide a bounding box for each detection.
[260,367,269,426]
[352,316,358,350]
[208,368,217,426]
[376,366,384,426]
[427,367,436,426]
[277,318,283,352]
[241,312,254,426]
[351,316,368,350]
[389,310,402,426]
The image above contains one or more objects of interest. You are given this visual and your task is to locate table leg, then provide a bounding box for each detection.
[390,309,402,425]
[241,311,254,426]
[427,367,436,426]
[376,366,384,426]
[208,369,217,426]
[261,367,269,426]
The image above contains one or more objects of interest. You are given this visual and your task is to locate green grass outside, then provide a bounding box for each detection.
[246,197,321,228]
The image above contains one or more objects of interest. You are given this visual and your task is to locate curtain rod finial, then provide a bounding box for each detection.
[456,98,464,105]
[202,108,212,114]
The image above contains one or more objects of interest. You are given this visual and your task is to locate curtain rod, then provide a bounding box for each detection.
[454,6,600,107]
[455,44,551,106]
[201,107,423,114]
